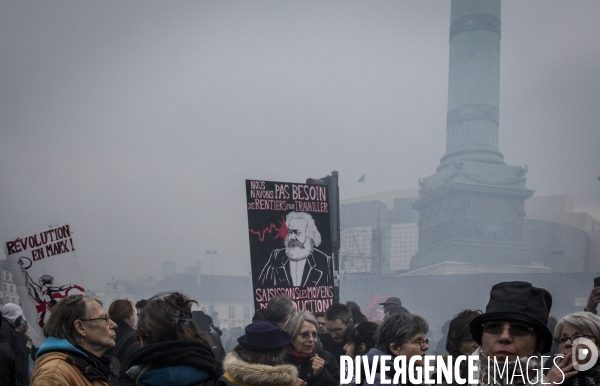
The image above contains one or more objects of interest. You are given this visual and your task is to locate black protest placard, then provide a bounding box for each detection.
[246,179,334,313]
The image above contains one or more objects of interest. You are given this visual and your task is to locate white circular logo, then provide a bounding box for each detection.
[572,337,598,371]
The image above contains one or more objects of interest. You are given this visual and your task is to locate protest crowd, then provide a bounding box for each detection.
[1,281,600,386]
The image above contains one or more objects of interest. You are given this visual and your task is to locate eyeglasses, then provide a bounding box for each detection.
[80,315,110,325]
[328,328,344,335]
[411,338,429,347]
[482,322,534,337]
[299,332,318,340]
[554,334,596,346]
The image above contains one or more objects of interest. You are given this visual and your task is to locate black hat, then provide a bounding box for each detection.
[470,281,553,353]
[237,321,291,352]
[379,296,402,307]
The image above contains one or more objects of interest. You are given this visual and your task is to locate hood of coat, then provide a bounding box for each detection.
[223,351,297,386]
[36,336,86,358]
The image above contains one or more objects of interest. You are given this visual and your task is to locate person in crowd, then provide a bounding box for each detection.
[342,321,378,386]
[469,281,572,386]
[343,321,378,358]
[379,296,409,318]
[546,311,600,385]
[283,311,338,386]
[324,303,354,360]
[435,319,451,355]
[223,321,297,386]
[104,299,136,364]
[123,292,228,386]
[30,294,117,386]
[432,310,482,384]
[446,310,482,356]
[365,313,429,385]
[267,295,297,329]
[346,301,368,324]
[585,284,600,315]
[193,310,226,362]
[383,305,408,319]
[135,299,147,318]
[2,303,30,386]
[314,312,327,334]
[0,315,17,386]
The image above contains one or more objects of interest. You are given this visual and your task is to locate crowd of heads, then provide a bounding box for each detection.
[6,279,600,386]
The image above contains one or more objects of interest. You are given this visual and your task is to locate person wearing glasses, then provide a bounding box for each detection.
[468,281,563,385]
[30,294,117,386]
[283,311,339,386]
[545,311,600,385]
[364,312,430,386]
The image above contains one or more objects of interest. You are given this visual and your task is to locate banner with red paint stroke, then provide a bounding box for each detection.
[4,224,85,347]
[246,179,333,313]
[362,294,389,321]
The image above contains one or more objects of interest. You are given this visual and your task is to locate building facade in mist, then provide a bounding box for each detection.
[103,262,253,329]
[340,191,599,277]
[0,259,20,306]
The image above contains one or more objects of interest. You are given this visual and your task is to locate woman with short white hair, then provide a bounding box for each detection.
[547,311,600,386]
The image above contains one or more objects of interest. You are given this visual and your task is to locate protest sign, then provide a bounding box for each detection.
[246,179,334,312]
[4,224,85,347]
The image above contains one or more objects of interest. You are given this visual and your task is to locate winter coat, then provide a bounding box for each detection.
[558,358,600,386]
[0,337,16,386]
[0,317,27,381]
[223,350,297,386]
[286,342,339,386]
[30,336,113,386]
[125,340,230,386]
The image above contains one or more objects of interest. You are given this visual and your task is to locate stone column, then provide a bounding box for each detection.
[438,0,504,171]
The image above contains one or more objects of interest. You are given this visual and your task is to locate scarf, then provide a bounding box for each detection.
[129,340,223,380]
[286,345,316,363]
[71,344,114,382]
[569,359,600,386]
[477,350,542,386]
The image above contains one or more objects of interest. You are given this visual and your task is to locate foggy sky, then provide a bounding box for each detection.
[1,1,599,290]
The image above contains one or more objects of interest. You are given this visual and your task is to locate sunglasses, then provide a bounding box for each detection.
[482,322,534,337]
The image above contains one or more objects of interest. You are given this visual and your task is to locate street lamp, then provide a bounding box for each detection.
[205,249,217,313]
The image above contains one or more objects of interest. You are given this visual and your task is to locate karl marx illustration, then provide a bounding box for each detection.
[258,211,333,287]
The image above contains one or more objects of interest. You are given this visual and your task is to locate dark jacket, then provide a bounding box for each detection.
[104,319,136,363]
[0,317,27,382]
[124,340,231,386]
[0,317,16,386]
[286,342,339,386]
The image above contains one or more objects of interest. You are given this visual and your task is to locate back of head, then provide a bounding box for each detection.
[446,309,482,355]
[345,321,378,353]
[346,301,368,323]
[43,294,98,345]
[374,313,428,355]
[1,303,24,324]
[108,299,134,321]
[192,311,211,332]
[325,303,352,324]
[136,292,210,347]
[266,295,295,324]
[135,299,148,310]
[234,321,291,366]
